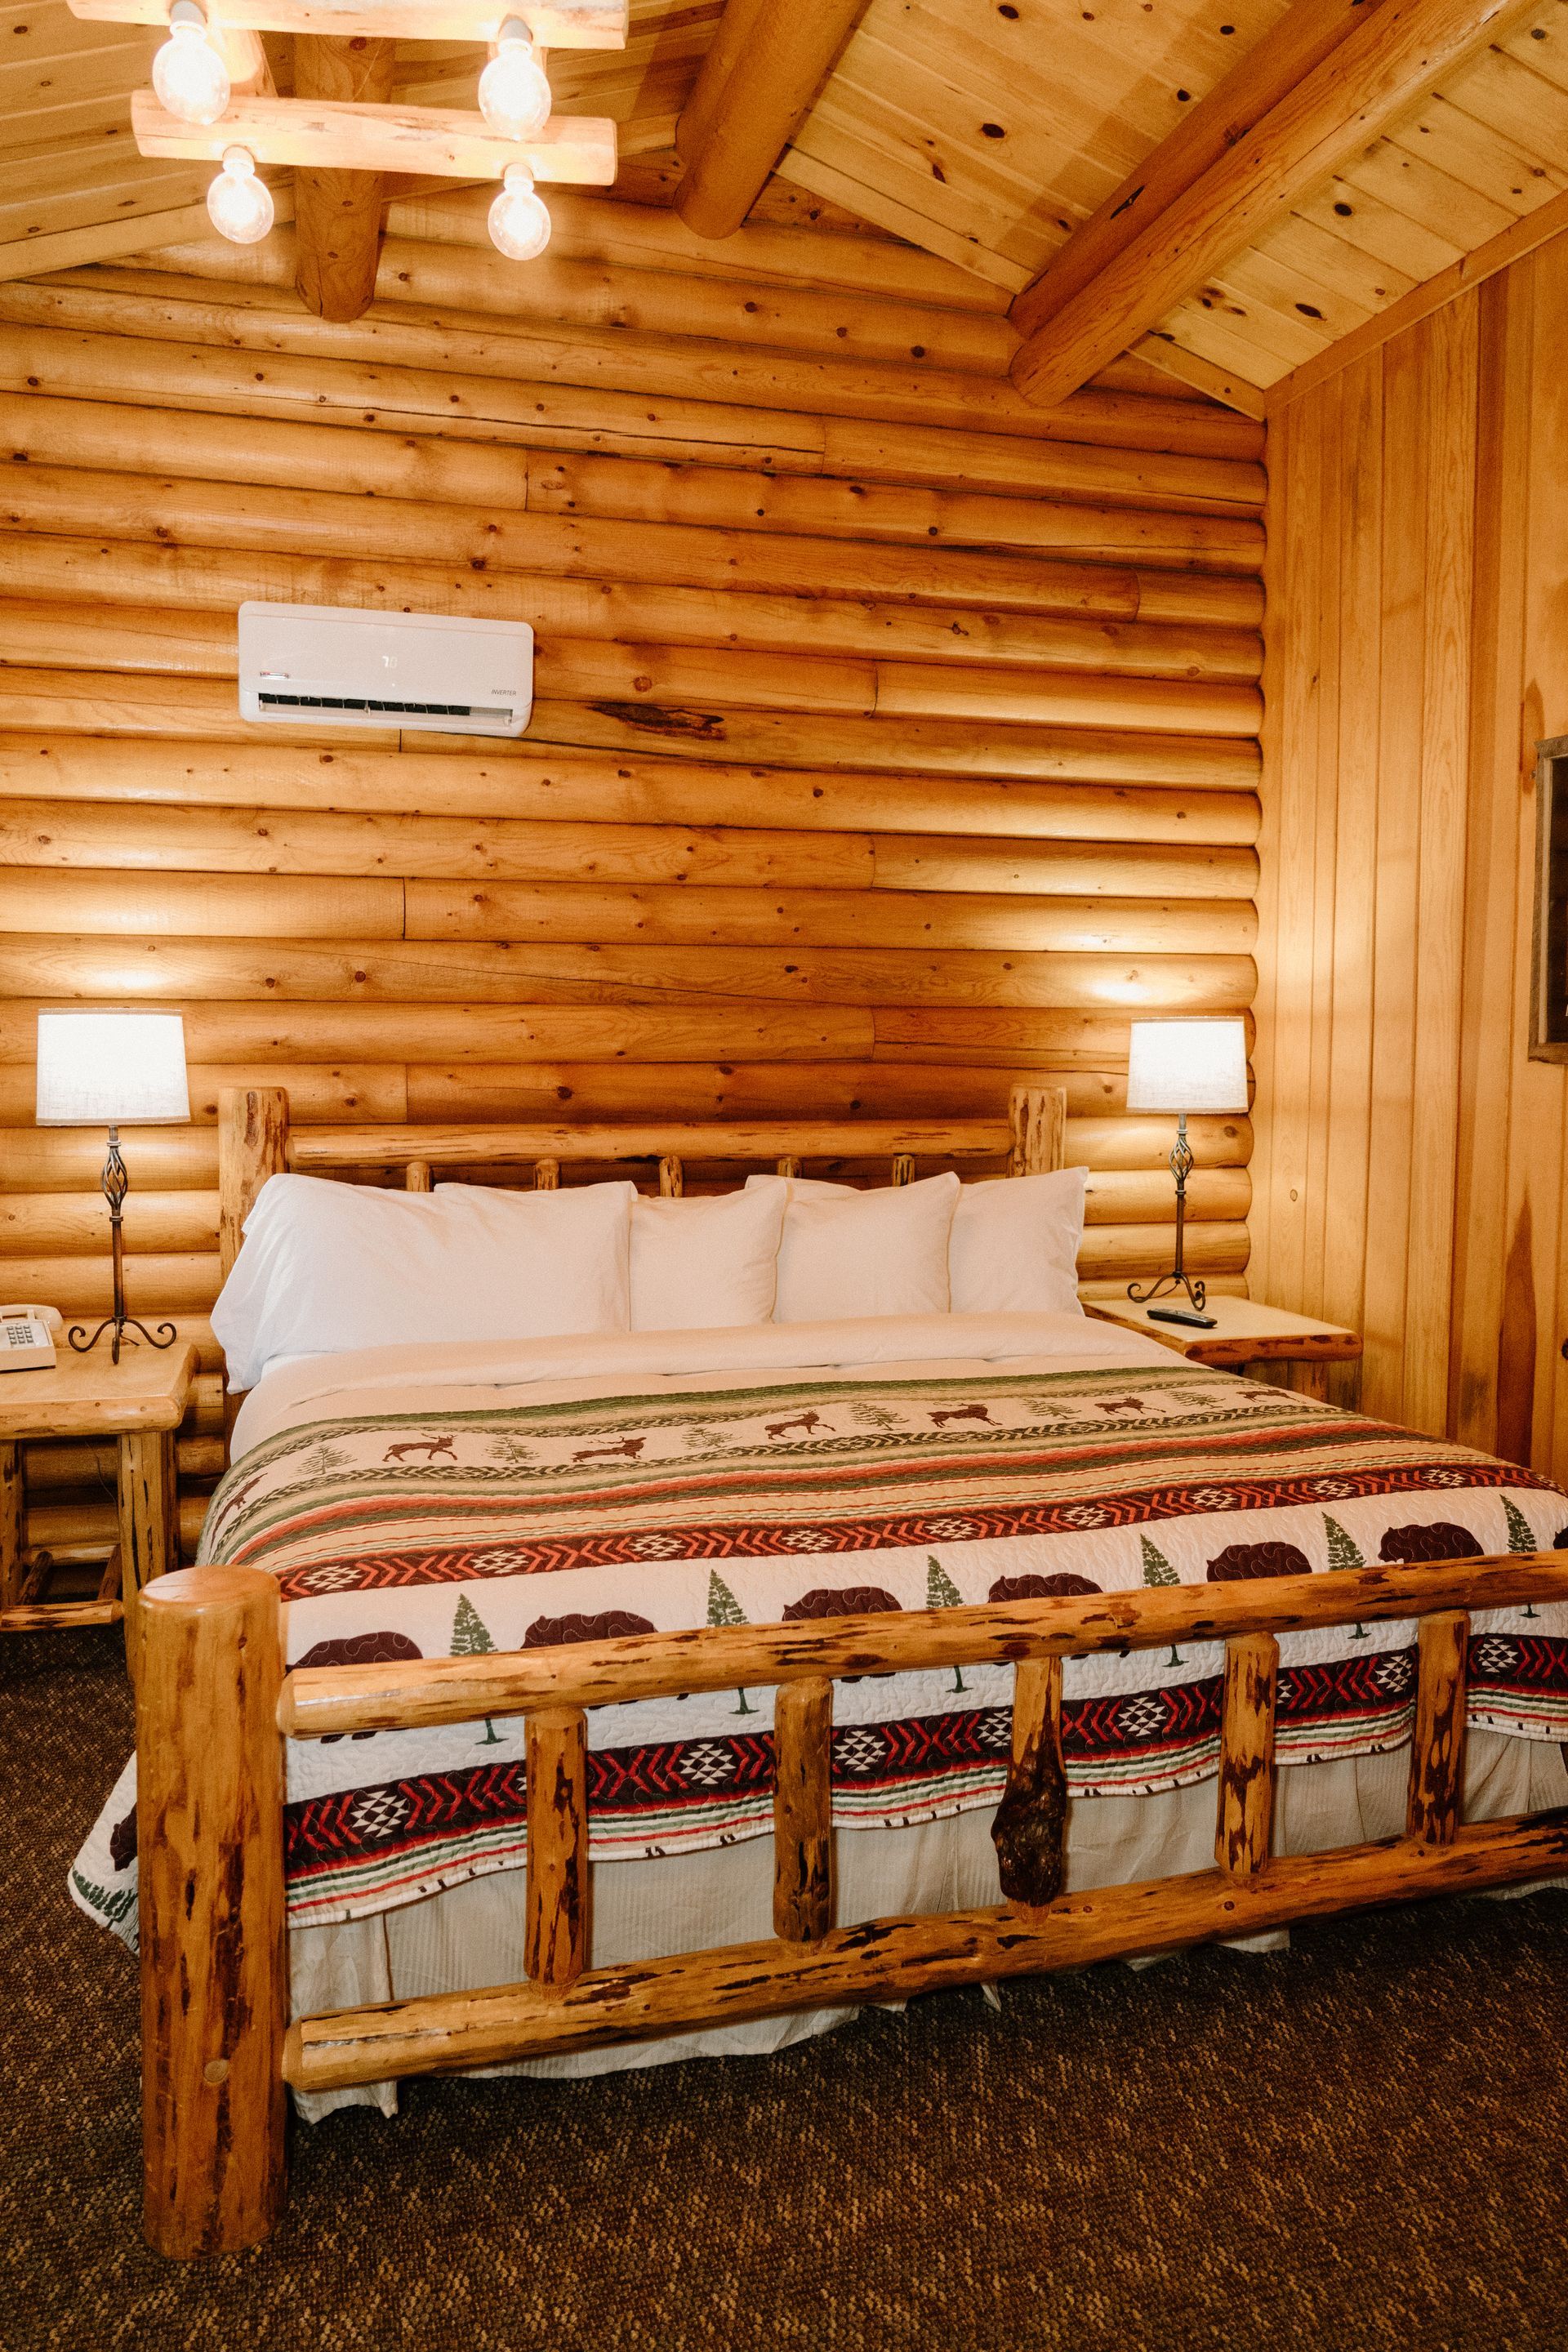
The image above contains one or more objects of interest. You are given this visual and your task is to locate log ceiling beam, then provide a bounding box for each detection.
[1009,0,1382,348]
[292,34,396,326]
[674,0,867,241]
[1009,0,1545,412]
[215,23,277,95]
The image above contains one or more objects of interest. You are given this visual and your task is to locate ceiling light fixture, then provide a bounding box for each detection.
[479,16,552,138]
[489,160,552,259]
[207,145,275,243]
[151,0,230,124]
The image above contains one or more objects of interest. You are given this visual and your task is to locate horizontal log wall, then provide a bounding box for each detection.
[1,191,1263,1556]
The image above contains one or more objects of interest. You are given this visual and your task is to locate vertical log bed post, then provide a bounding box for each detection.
[217,1088,291,1459]
[1009,1083,1067,1178]
[1215,1632,1278,1875]
[139,1565,288,2258]
[218,1087,291,1281]
[1408,1610,1470,1843]
[524,1705,590,1986]
[773,1677,834,1940]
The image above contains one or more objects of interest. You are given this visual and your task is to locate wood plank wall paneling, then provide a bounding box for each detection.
[0,203,1265,1558]
[1254,215,1568,1476]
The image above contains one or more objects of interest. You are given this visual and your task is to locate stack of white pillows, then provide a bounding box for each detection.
[214,1165,1089,1392]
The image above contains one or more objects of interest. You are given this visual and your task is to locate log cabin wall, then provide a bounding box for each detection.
[0,190,1264,1558]
[1251,220,1568,1478]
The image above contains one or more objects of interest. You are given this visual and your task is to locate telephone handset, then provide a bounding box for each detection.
[0,1303,62,1371]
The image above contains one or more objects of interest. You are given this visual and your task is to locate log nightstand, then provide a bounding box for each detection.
[1082,1297,1362,1405]
[0,1346,198,1637]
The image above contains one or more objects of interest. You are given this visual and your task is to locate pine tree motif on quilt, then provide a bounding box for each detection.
[1139,1533,1183,1666]
[1323,1515,1369,1637]
[1503,1497,1541,1616]
[706,1570,755,1715]
[452,1592,502,1744]
[926,1556,968,1693]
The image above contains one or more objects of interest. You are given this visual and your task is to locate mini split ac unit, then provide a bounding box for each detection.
[238,604,534,737]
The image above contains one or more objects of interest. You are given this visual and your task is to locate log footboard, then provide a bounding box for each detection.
[136,1554,1568,2259]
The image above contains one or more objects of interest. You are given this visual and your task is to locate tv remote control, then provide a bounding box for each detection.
[1146,1305,1218,1330]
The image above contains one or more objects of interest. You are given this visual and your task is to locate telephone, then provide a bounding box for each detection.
[0,1304,62,1372]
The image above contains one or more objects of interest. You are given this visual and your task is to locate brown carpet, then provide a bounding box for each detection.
[7,1628,1567,2352]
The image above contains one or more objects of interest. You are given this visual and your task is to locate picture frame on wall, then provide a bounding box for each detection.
[1530,735,1568,1062]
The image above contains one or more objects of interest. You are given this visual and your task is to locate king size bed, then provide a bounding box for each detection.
[74,1085,1568,2258]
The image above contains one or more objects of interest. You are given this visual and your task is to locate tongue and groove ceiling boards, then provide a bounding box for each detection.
[768,0,1568,411]
[11,0,1568,401]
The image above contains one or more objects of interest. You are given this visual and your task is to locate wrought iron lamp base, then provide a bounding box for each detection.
[67,1125,179,1365]
[1126,1109,1206,1314]
[1127,1266,1208,1313]
[69,1312,180,1365]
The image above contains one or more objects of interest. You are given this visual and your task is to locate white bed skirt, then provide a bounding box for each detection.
[291,1731,1568,2122]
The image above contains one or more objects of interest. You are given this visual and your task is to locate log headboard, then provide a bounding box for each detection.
[216,1084,1068,1281]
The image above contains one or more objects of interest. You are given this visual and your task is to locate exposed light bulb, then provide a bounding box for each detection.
[207,146,274,245]
[488,162,551,261]
[479,16,551,137]
[152,0,229,125]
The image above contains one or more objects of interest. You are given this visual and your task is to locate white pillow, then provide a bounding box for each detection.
[212,1173,635,1388]
[630,1183,786,1331]
[748,1166,1089,1316]
[948,1168,1087,1315]
[748,1170,960,1321]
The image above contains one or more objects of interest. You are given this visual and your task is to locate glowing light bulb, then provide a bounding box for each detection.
[207,146,274,245]
[152,0,229,125]
[488,163,551,261]
[479,16,551,137]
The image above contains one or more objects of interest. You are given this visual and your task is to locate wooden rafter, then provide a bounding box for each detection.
[292,34,396,325]
[1009,0,1547,412]
[212,22,276,93]
[674,0,867,241]
[1009,0,1382,347]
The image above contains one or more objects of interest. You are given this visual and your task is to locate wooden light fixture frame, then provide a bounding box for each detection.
[68,0,623,320]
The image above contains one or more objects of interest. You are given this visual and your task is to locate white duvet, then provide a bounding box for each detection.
[230,1311,1172,1459]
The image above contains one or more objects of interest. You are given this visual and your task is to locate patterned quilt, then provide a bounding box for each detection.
[70,1330,1568,1943]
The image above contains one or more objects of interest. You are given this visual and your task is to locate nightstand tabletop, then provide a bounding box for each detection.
[0,1345,198,1440]
[1083,1296,1361,1370]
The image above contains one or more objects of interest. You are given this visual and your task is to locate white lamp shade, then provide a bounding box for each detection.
[35,1011,190,1126]
[1125,1018,1248,1115]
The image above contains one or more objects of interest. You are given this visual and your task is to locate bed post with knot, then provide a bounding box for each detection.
[993,1082,1071,1906]
[1009,1085,1067,1177]
[218,1087,291,1281]
[139,1565,288,2256]
[217,1088,291,1456]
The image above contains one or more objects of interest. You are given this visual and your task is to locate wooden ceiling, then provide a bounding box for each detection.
[9,0,1568,410]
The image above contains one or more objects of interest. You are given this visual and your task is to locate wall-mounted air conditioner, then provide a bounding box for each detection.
[238,604,534,737]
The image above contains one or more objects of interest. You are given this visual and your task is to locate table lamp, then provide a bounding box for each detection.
[1124,1017,1248,1313]
[35,1010,190,1363]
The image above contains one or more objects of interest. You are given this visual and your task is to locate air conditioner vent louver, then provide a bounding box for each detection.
[256,693,510,719]
[238,604,533,737]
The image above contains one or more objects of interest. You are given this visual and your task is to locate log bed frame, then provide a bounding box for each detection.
[135,1084,1568,2258]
